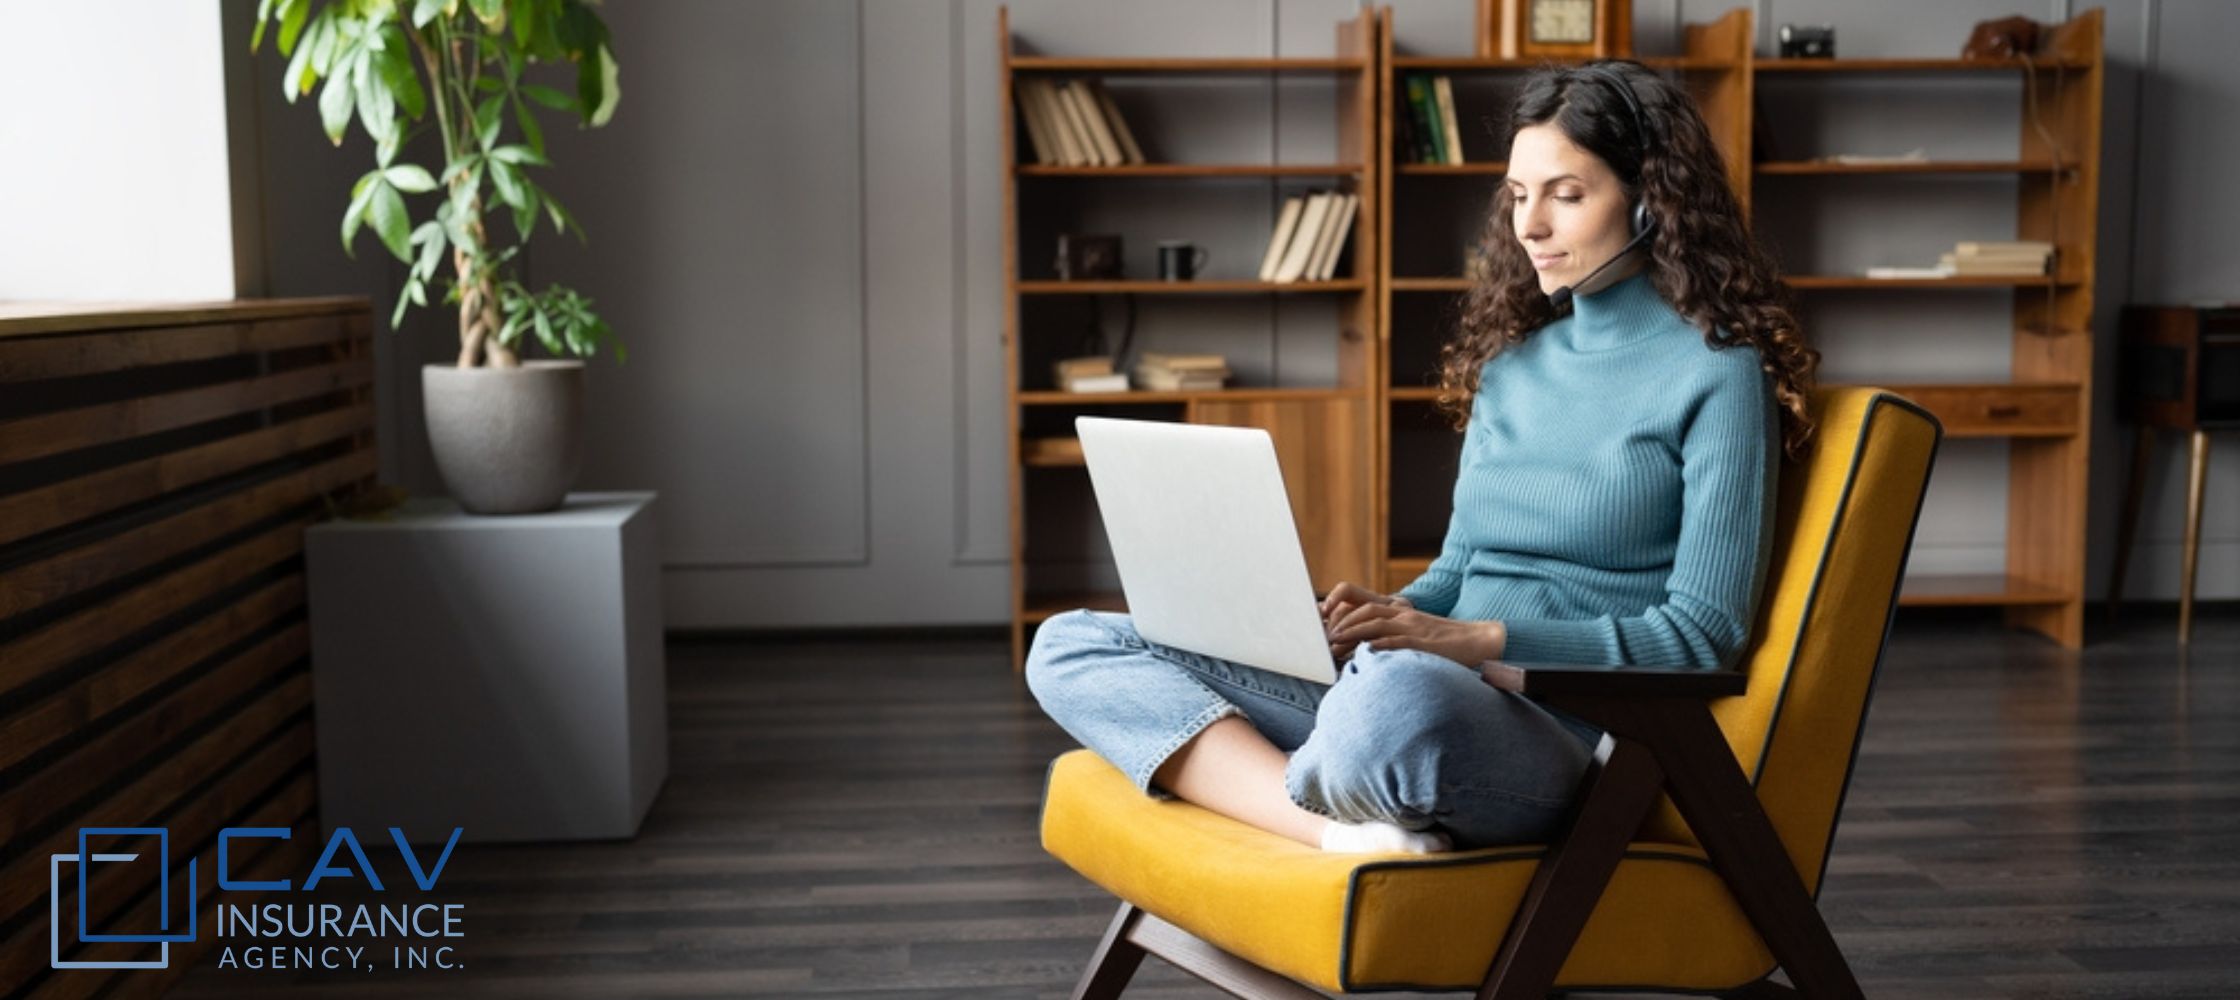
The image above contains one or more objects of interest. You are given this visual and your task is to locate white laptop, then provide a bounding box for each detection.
[1074,416,1339,685]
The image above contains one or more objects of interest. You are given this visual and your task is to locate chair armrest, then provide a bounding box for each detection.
[1479,662,1747,699]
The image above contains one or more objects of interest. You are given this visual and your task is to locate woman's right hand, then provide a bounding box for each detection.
[1320,581,1409,661]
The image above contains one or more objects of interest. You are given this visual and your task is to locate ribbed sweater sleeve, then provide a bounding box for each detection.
[1497,362,1778,669]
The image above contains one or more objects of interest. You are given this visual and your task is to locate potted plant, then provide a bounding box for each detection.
[253,0,622,514]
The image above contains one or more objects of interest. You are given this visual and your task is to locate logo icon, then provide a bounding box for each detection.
[50,828,198,970]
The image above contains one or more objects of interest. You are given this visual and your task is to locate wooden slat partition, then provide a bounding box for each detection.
[0,298,370,995]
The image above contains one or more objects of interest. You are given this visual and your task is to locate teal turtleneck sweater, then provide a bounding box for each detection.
[1395,271,1779,670]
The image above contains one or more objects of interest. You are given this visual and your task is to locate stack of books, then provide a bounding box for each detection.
[1257,190,1359,283]
[1938,240,2055,277]
[1054,356,1128,393]
[1014,78,1146,167]
[1133,352,1229,391]
[1398,73,1466,165]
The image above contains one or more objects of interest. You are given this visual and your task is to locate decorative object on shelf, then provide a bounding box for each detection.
[1478,0,1633,59]
[1015,77,1145,167]
[1156,241,1209,281]
[250,0,623,515]
[1961,16,2041,60]
[1056,233,1125,280]
[1778,24,1835,58]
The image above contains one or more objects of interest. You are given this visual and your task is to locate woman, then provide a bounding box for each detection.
[1025,60,1818,854]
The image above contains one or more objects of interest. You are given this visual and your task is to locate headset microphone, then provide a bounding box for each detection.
[1545,218,1655,311]
[1545,63,1657,312]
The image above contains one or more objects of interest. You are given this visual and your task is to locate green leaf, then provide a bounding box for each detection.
[542,192,583,241]
[341,171,381,255]
[277,0,309,54]
[519,83,572,111]
[470,0,506,31]
[532,302,558,354]
[282,13,320,100]
[318,72,357,144]
[511,181,540,240]
[355,49,395,144]
[411,221,447,280]
[252,0,276,51]
[376,129,401,168]
[392,277,418,329]
[412,0,448,29]
[475,76,505,94]
[579,43,619,127]
[488,158,526,211]
[369,183,414,262]
[475,94,504,150]
[513,98,545,158]
[378,28,425,120]
[385,165,439,193]
[487,144,547,166]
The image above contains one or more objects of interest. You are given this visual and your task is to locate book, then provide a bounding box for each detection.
[1270,191,1333,283]
[1133,366,1228,391]
[1303,192,1353,281]
[1053,355,1115,383]
[1089,80,1146,165]
[1064,372,1130,393]
[1314,192,1359,281]
[1434,75,1465,165]
[1139,352,1228,371]
[1405,74,1443,164]
[1023,80,1082,166]
[1013,82,1055,164]
[1955,240,2054,256]
[1066,80,1125,167]
[1865,265,1954,279]
[1036,79,1092,166]
[1258,196,1306,281]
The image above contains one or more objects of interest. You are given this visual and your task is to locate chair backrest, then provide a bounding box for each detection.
[1642,388,1941,896]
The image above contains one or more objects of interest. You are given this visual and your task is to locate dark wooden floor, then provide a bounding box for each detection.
[171,607,2240,999]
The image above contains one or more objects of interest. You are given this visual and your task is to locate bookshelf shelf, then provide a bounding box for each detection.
[1017,163,1366,178]
[1896,573,2070,607]
[1785,275,2062,289]
[1397,161,1509,175]
[1017,279,1369,295]
[1391,277,1472,293]
[1393,55,1733,71]
[1754,160,2061,176]
[1754,57,2089,73]
[1010,56,1366,73]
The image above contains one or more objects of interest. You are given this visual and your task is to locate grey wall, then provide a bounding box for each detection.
[226,0,2240,630]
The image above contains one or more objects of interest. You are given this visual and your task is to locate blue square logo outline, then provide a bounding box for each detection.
[49,853,170,970]
[73,828,197,944]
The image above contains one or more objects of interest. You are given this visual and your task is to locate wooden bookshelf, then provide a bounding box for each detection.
[1001,7,1383,668]
[1764,11,2105,645]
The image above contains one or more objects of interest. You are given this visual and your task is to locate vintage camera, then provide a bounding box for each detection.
[1055,234,1124,281]
[1777,24,1835,59]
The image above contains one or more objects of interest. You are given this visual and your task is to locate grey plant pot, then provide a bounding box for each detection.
[421,360,586,515]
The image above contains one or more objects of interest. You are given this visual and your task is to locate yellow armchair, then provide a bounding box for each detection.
[1039,388,1943,999]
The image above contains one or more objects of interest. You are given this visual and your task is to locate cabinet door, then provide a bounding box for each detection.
[1189,397,1373,591]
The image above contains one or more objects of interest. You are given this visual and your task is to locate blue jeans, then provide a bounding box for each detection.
[1025,609,1603,848]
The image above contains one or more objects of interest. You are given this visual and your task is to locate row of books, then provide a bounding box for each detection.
[1398,74,1466,166]
[1865,240,2055,279]
[1256,191,1359,283]
[1015,78,1146,168]
[1052,352,1231,393]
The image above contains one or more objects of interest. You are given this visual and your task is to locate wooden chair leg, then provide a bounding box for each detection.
[1477,734,1666,1000]
[1072,903,1148,1000]
[2107,424,2155,621]
[1625,701,1865,1000]
[2180,429,2210,645]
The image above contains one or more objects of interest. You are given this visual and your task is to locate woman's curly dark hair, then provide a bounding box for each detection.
[1435,60,1820,460]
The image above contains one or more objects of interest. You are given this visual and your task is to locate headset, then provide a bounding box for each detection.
[1547,63,1657,310]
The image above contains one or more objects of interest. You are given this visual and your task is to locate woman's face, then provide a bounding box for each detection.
[1505,123,1635,296]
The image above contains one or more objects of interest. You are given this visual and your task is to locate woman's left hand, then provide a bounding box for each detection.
[1327,603,1505,666]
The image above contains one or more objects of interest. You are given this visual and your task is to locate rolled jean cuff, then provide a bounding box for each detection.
[1135,700,1242,799]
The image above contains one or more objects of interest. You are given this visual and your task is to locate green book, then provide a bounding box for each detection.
[1405,73,1444,165]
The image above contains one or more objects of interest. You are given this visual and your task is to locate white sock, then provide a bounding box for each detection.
[1319,818,1451,855]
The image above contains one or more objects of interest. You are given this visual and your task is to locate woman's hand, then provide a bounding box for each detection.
[1327,601,1505,668]
[1320,581,1409,661]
